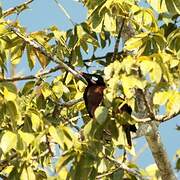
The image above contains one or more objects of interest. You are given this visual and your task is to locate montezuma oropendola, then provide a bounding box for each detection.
[81,72,136,147]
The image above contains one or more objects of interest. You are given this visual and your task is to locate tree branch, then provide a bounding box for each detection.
[46,134,54,157]
[139,91,177,180]
[3,0,34,18]
[145,123,177,180]
[8,26,87,84]
[53,0,75,26]
[0,65,63,82]
[58,97,83,107]
[101,155,145,180]
[132,109,180,124]
[111,17,126,61]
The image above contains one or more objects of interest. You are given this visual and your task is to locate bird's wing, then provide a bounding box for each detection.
[84,85,105,118]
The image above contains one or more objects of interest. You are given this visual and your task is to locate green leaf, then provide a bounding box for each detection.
[104,13,116,32]
[30,111,41,131]
[150,61,162,83]
[6,101,19,122]
[20,166,36,180]
[34,49,49,68]
[41,82,52,98]
[165,0,180,14]
[19,130,35,146]
[140,59,162,83]
[0,23,8,35]
[145,164,159,178]
[52,81,63,98]
[3,86,17,101]
[22,81,35,95]
[1,82,17,101]
[0,131,17,153]
[65,73,73,85]
[139,58,154,75]
[10,44,25,65]
[121,75,146,98]
[166,92,180,114]
[94,106,108,125]
[49,126,64,149]
[124,32,148,51]
[56,150,75,172]
[26,45,36,69]
[112,126,126,146]
[83,119,97,138]
[176,158,180,171]
[153,91,170,105]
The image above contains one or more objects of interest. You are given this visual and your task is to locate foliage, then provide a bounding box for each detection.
[0,0,179,179]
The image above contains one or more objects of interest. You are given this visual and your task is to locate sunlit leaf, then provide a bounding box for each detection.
[20,166,36,180]
[94,106,108,125]
[1,82,17,101]
[27,45,36,69]
[4,86,16,101]
[166,92,180,114]
[34,49,49,68]
[30,111,41,131]
[52,81,63,98]
[0,131,17,153]
[19,130,35,146]
[56,150,75,172]
[22,81,35,95]
[41,82,52,98]
[49,126,64,149]
[10,44,25,65]
[153,91,170,105]
[124,32,148,51]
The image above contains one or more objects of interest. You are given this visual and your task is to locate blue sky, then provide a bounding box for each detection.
[1,0,179,174]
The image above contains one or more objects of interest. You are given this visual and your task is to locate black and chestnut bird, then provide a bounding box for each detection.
[81,72,136,147]
[81,72,106,118]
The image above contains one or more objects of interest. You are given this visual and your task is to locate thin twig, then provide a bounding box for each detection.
[131,143,148,162]
[46,134,54,157]
[3,0,34,18]
[58,97,83,107]
[111,17,126,61]
[0,65,62,82]
[132,109,180,123]
[53,0,75,26]
[0,153,17,172]
[103,155,145,179]
[96,167,120,179]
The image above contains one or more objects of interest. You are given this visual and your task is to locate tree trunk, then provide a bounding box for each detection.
[145,122,177,180]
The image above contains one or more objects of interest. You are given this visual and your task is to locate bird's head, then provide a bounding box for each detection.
[80,72,105,86]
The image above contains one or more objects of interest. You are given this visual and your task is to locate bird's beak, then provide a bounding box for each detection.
[78,72,88,85]
[80,72,96,84]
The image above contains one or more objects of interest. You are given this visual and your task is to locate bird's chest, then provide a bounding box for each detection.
[84,85,105,117]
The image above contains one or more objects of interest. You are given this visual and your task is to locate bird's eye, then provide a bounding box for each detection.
[92,76,98,82]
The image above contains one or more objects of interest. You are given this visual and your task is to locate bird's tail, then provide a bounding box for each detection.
[123,124,137,147]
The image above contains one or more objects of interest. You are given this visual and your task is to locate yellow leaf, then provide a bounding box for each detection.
[49,126,64,149]
[41,82,52,98]
[34,49,49,68]
[153,91,170,105]
[0,131,17,153]
[31,112,41,131]
[4,87,16,101]
[19,130,35,146]
[124,32,148,51]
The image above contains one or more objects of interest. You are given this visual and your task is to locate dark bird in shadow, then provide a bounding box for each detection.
[81,72,136,147]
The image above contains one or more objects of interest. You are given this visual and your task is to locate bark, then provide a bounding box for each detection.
[135,89,177,180]
[145,122,177,180]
